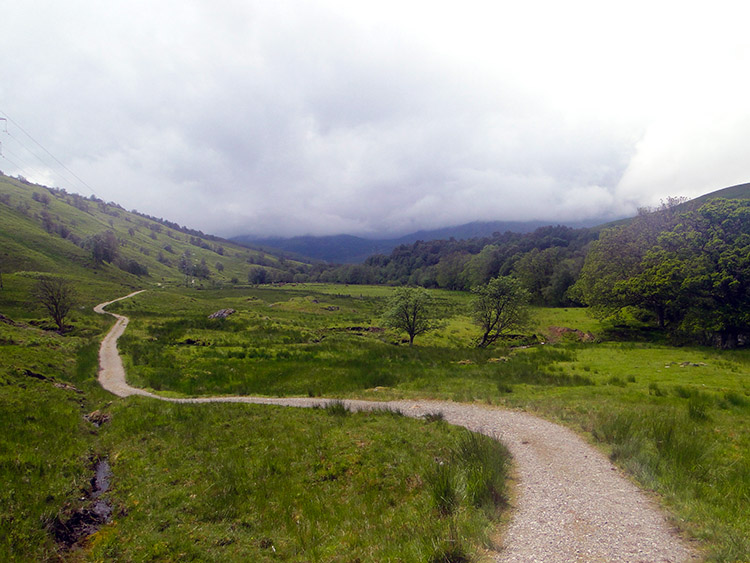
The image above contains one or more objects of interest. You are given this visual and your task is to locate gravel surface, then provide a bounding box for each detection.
[96,293,700,562]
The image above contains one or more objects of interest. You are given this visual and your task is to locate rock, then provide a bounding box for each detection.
[208,308,235,319]
[85,410,112,427]
[547,326,597,343]
[53,382,83,394]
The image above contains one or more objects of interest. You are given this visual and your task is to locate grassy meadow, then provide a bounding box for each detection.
[0,280,510,562]
[3,171,749,561]
[106,283,750,561]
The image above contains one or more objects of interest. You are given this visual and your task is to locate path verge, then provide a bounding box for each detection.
[95,292,699,562]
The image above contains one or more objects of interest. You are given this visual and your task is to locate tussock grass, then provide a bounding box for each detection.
[424,430,511,561]
[90,400,508,561]
[0,323,103,560]
[592,404,750,560]
[323,399,349,416]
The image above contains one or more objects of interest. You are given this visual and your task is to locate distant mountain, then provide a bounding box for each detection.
[233,234,395,264]
[232,218,609,264]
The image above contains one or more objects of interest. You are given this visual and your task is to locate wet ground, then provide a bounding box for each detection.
[49,458,112,548]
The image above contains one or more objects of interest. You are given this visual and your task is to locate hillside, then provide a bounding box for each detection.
[688,181,750,204]
[590,182,750,234]
[234,219,609,264]
[0,173,309,290]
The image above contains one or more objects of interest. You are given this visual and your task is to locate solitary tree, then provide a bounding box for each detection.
[32,276,77,332]
[383,287,439,346]
[472,276,530,347]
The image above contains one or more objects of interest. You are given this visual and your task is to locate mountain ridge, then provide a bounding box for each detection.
[232,218,611,264]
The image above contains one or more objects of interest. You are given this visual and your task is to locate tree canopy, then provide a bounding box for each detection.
[472,276,530,348]
[382,287,439,346]
[574,199,750,347]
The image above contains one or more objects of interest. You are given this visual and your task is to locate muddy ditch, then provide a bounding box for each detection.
[49,458,113,549]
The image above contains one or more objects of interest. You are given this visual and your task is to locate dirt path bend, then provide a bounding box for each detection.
[95,293,699,563]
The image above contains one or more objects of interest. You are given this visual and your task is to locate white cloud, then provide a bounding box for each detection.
[2,0,750,237]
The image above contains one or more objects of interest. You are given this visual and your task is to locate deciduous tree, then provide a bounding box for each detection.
[383,287,439,346]
[86,230,119,265]
[472,276,530,348]
[32,276,76,332]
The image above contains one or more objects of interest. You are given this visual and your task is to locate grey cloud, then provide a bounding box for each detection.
[3,1,749,238]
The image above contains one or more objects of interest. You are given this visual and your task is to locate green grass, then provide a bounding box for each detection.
[0,172,307,289]
[0,322,103,561]
[4,266,750,560]
[88,399,508,562]
[0,288,510,561]
[499,342,750,562]
[106,285,750,561]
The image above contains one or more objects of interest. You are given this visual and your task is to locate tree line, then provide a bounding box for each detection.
[352,198,750,348]
[573,198,750,347]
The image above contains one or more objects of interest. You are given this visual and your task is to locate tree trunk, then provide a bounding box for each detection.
[720,330,738,349]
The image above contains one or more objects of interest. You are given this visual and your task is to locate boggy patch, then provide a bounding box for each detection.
[49,458,113,548]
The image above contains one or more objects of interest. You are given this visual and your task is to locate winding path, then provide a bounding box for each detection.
[95,292,699,562]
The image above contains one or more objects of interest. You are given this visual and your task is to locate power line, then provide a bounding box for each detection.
[0,110,98,197]
[1,143,51,180]
[0,152,22,172]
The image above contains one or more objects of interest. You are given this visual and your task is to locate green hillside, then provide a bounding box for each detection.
[689,182,750,204]
[0,173,308,292]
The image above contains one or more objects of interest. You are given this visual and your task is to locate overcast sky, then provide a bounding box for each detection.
[2,0,749,238]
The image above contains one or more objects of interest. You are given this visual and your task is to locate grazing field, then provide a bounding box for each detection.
[109,284,750,561]
[0,285,509,562]
[2,279,749,560]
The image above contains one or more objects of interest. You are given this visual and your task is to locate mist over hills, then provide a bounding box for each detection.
[233,218,611,264]
[233,181,750,265]
[3,165,749,284]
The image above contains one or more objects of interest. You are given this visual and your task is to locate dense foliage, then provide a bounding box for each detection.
[314,225,595,305]
[575,199,750,347]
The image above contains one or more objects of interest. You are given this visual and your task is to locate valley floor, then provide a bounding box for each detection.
[96,293,700,562]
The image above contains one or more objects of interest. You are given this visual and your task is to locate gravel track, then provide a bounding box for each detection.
[95,292,700,562]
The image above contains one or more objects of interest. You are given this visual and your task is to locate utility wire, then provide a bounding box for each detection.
[0,110,98,197]
[0,153,23,173]
[2,144,51,181]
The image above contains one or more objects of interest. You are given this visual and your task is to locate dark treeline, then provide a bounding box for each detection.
[314,225,597,306]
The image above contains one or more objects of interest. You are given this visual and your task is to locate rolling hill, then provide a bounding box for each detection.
[0,173,308,290]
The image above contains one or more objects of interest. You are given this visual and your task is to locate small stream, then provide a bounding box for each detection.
[90,459,113,522]
[50,458,113,548]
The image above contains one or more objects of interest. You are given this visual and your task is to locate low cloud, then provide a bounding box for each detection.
[3,1,750,237]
